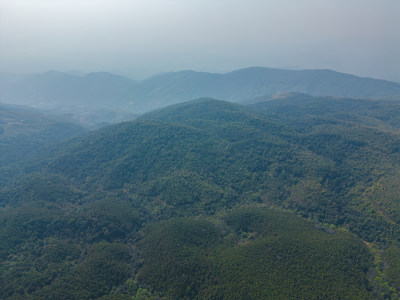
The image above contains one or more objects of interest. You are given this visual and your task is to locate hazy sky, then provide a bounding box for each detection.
[0,0,399,81]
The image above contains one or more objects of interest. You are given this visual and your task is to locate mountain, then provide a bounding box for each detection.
[0,103,86,184]
[1,67,400,113]
[224,67,400,100]
[0,97,400,298]
[248,92,400,129]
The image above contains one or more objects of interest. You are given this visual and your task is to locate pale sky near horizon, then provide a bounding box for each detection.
[0,0,399,81]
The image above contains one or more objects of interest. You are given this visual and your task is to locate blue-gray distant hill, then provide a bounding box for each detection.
[1,67,400,113]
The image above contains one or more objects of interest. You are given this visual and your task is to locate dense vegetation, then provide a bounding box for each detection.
[0,104,85,185]
[0,95,400,298]
[138,209,372,299]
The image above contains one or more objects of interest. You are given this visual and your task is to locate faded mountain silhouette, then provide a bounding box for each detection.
[1,67,400,113]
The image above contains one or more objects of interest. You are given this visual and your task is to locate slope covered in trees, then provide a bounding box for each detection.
[137,209,372,299]
[0,103,86,185]
[0,97,399,298]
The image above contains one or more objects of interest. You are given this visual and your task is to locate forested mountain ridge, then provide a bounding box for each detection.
[248,92,400,129]
[1,67,400,113]
[0,103,86,185]
[0,97,400,298]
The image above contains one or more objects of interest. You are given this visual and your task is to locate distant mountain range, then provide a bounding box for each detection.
[1,67,400,113]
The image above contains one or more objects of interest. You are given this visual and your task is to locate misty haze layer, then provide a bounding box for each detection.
[1,67,400,113]
[0,0,399,81]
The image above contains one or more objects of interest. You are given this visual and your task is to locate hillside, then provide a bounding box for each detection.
[0,103,86,184]
[0,98,399,298]
[137,209,372,299]
[1,67,400,113]
[248,92,400,130]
